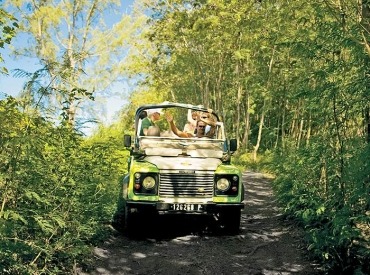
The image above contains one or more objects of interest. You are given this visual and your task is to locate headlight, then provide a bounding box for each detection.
[142,176,156,189]
[216,178,230,191]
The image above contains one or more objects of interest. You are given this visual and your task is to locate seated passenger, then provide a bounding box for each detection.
[140,108,162,136]
[139,110,148,120]
[146,125,161,136]
[199,114,216,138]
[165,113,209,138]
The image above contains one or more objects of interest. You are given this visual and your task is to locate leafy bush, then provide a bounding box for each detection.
[269,137,370,274]
[233,150,274,172]
[0,97,128,273]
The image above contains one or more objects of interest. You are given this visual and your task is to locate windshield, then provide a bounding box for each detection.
[134,103,226,158]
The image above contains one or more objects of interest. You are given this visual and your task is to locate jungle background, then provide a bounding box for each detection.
[0,0,369,274]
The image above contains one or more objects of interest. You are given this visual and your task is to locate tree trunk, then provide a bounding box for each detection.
[366,106,370,143]
[297,117,304,148]
[274,114,280,149]
[236,83,242,147]
[215,54,224,113]
[241,93,250,149]
[202,73,210,107]
[361,1,370,142]
[306,112,312,145]
[252,45,275,159]
[281,100,286,149]
[290,111,297,139]
[360,0,370,55]
[253,100,265,161]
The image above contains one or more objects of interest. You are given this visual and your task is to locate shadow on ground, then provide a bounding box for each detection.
[80,171,322,275]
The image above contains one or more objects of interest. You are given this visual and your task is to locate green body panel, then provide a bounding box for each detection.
[215,164,240,174]
[127,160,160,201]
[214,164,243,203]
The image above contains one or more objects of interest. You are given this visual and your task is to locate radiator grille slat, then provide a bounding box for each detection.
[159,173,214,198]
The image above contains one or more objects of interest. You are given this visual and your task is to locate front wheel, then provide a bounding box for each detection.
[112,176,136,234]
[218,208,241,235]
[112,202,128,233]
[112,203,140,236]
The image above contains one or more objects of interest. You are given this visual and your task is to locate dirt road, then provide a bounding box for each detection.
[81,171,321,275]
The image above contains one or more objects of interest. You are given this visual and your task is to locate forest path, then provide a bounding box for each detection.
[80,171,321,275]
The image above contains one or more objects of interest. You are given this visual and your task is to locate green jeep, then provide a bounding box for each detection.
[113,102,244,234]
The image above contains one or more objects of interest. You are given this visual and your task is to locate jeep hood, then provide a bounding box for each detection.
[144,156,222,171]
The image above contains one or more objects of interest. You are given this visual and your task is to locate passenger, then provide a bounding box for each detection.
[140,108,162,136]
[199,113,217,138]
[139,110,147,120]
[146,125,161,136]
[165,113,208,138]
[183,109,197,134]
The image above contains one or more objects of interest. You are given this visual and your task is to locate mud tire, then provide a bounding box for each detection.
[218,208,241,235]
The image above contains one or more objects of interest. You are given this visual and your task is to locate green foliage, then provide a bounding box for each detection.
[269,137,370,273]
[134,2,369,271]
[1,0,369,273]
[6,0,140,127]
[233,150,274,173]
[0,97,128,273]
[0,8,18,74]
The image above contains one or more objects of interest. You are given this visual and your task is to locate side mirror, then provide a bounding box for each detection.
[124,135,131,147]
[229,138,237,152]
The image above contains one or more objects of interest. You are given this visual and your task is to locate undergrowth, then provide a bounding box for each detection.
[234,141,369,274]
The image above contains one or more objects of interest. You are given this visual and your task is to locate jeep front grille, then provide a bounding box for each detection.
[159,172,214,198]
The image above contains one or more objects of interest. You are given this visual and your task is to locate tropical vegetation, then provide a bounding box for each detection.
[0,0,369,274]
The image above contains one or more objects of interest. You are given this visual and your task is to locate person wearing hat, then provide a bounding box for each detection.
[199,112,216,137]
[140,108,162,136]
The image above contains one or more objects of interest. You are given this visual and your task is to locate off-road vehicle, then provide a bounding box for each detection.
[113,102,244,234]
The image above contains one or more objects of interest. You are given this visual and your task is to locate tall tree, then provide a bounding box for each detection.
[7,0,140,127]
[116,0,370,271]
[360,0,370,142]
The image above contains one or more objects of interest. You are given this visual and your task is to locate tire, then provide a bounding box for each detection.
[124,205,134,236]
[112,175,131,233]
[112,212,125,232]
[126,207,158,237]
[112,202,139,236]
[112,200,127,233]
[218,208,241,235]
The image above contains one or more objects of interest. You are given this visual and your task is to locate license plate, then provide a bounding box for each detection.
[170,204,202,211]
